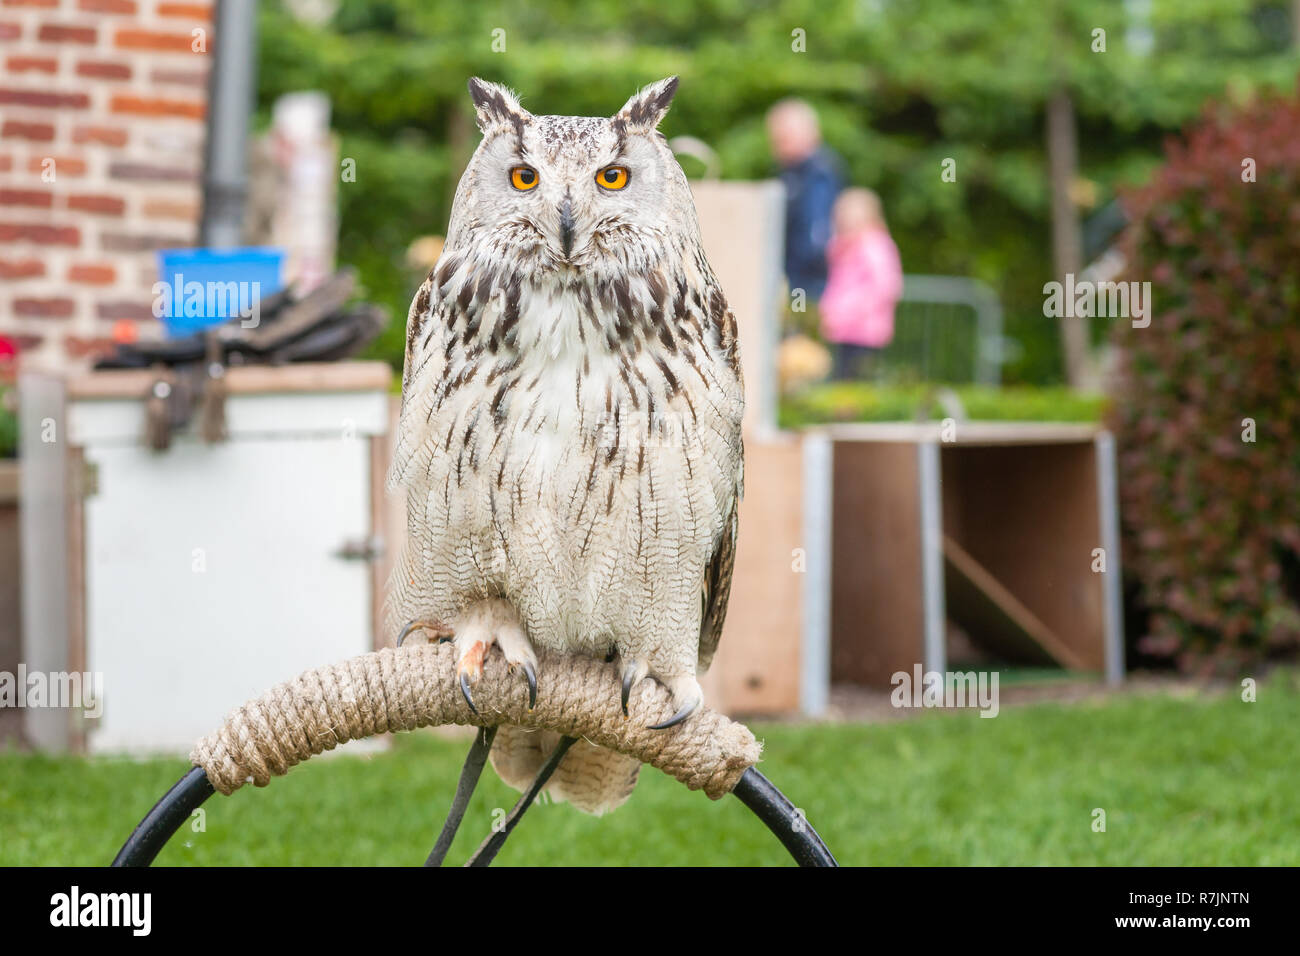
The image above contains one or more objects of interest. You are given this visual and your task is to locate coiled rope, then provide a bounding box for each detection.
[191,642,762,799]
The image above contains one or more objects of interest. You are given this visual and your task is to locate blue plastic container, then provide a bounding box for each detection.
[155,247,285,337]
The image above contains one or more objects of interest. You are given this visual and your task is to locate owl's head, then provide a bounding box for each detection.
[450,76,695,277]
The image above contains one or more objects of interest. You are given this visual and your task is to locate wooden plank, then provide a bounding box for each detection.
[17,373,71,751]
[820,421,1099,446]
[65,446,87,754]
[700,433,803,715]
[943,534,1086,670]
[830,441,925,685]
[67,361,393,400]
[690,181,785,435]
[941,443,1106,670]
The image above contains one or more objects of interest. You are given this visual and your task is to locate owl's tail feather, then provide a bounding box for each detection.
[489,724,641,815]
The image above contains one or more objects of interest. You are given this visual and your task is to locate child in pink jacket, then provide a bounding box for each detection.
[818,188,903,380]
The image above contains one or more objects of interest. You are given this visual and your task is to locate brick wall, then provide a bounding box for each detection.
[0,0,212,370]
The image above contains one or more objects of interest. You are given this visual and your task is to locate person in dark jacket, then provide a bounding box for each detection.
[767,99,843,301]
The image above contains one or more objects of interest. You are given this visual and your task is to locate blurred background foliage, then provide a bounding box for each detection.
[1111,88,1300,667]
[257,0,1299,383]
[779,382,1107,429]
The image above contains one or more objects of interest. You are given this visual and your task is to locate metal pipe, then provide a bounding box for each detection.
[111,766,215,867]
[731,768,838,867]
[199,0,259,248]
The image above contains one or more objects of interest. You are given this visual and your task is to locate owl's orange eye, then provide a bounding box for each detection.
[596,165,629,190]
[510,166,539,190]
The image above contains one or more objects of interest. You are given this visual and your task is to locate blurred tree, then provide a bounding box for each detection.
[256,0,1299,382]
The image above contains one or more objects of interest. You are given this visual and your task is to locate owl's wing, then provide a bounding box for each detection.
[696,290,748,671]
[387,270,449,493]
[697,500,738,672]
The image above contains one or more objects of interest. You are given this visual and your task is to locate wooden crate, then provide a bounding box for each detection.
[824,422,1123,687]
[0,462,20,744]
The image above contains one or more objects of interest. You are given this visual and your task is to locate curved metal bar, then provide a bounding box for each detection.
[112,762,838,867]
[426,725,498,866]
[111,766,216,867]
[464,735,577,867]
[730,767,838,867]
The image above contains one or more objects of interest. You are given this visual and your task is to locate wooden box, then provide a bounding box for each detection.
[822,422,1124,688]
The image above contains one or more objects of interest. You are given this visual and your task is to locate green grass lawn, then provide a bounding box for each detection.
[1,673,1295,866]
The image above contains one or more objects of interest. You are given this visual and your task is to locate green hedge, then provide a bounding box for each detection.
[1111,89,1300,669]
[778,383,1106,429]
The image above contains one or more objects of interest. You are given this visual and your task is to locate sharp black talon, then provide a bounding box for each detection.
[522,661,537,710]
[460,672,479,715]
[648,702,696,730]
[398,621,450,648]
[621,670,634,717]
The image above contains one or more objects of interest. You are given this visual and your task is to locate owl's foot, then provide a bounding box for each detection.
[647,674,703,730]
[395,619,454,647]
[451,599,539,715]
[619,659,702,730]
[618,658,649,718]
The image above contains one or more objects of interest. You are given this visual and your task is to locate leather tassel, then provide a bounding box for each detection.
[199,334,228,444]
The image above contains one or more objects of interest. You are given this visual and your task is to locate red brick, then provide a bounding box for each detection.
[0,188,53,208]
[6,56,58,74]
[78,0,136,12]
[69,262,116,284]
[0,258,44,279]
[76,60,132,81]
[67,193,125,216]
[0,155,10,172]
[27,155,87,177]
[74,126,127,147]
[2,121,55,142]
[0,222,79,245]
[0,89,91,109]
[96,300,154,321]
[37,24,96,44]
[149,68,207,87]
[142,197,199,221]
[113,28,200,53]
[99,231,185,252]
[65,336,117,358]
[14,297,75,318]
[110,94,205,120]
[2,0,59,7]
[157,2,211,18]
[0,23,21,41]
[9,333,43,351]
[108,161,195,182]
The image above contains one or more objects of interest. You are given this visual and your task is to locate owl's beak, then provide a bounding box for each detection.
[558,195,576,259]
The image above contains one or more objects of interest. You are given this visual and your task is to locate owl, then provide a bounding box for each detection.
[387,76,744,815]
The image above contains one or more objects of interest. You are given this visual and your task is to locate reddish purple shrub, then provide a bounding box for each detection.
[1112,88,1300,671]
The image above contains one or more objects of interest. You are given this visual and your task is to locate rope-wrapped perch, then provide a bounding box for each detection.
[191,642,762,799]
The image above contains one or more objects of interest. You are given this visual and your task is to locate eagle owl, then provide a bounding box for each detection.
[387,77,744,814]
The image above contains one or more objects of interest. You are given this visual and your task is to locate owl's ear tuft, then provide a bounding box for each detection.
[467,77,530,134]
[613,76,679,131]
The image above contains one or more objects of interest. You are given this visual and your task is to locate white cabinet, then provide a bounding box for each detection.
[20,362,392,753]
